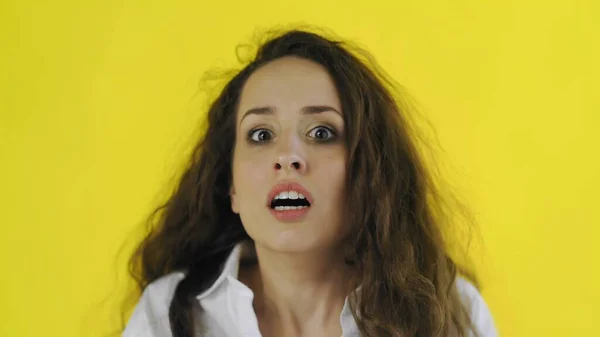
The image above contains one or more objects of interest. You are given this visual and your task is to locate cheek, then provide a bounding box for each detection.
[232,150,270,205]
[321,149,346,181]
[314,151,347,204]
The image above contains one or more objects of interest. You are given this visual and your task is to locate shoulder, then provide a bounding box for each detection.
[122,272,186,337]
[455,277,498,337]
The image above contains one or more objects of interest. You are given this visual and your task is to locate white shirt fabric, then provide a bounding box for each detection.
[123,242,498,337]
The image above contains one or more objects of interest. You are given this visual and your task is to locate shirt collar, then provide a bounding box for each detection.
[195,240,254,300]
[194,240,361,336]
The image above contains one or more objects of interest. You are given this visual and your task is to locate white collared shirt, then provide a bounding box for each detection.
[123,242,497,337]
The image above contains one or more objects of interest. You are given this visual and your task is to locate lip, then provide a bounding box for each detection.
[266,181,314,206]
[267,181,314,222]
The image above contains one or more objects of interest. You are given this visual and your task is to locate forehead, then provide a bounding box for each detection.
[237,56,341,115]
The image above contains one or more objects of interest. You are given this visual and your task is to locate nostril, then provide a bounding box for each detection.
[274,160,303,171]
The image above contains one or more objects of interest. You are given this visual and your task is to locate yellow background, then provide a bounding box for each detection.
[1,1,598,336]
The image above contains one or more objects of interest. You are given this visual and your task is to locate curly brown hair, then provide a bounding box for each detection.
[127,27,480,337]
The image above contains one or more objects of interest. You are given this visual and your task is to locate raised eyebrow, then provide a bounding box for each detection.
[301,105,342,117]
[240,105,342,125]
[240,106,274,125]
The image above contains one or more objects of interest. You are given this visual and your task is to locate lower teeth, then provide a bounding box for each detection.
[274,206,308,211]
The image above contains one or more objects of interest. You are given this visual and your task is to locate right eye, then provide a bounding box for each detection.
[248,128,274,143]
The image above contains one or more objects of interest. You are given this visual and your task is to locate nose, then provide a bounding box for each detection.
[273,130,308,174]
[274,154,307,174]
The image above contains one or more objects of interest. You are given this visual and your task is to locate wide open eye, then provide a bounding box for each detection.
[248,128,274,143]
[307,126,336,141]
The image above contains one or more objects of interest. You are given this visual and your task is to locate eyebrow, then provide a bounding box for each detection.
[240,105,342,124]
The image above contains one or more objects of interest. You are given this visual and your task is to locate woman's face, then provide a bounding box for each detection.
[231,56,347,253]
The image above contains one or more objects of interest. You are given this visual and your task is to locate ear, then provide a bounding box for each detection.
[230,184,240,214]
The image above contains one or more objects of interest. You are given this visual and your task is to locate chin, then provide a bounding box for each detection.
[262,230,336,254]
[242,214,344,254]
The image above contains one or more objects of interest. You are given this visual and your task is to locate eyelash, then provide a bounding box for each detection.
[246,125,338,144]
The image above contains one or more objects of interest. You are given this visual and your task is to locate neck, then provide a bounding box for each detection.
[240,242,355,337]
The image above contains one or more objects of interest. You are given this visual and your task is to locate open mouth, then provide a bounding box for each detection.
[270,190,312,211]
[267,181,314,213]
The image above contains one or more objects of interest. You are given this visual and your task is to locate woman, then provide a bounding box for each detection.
[123,28,497,337]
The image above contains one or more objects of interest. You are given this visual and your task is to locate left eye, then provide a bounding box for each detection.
[307,126,335,141]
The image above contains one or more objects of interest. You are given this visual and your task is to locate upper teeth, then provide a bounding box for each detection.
[274,191,306,200]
